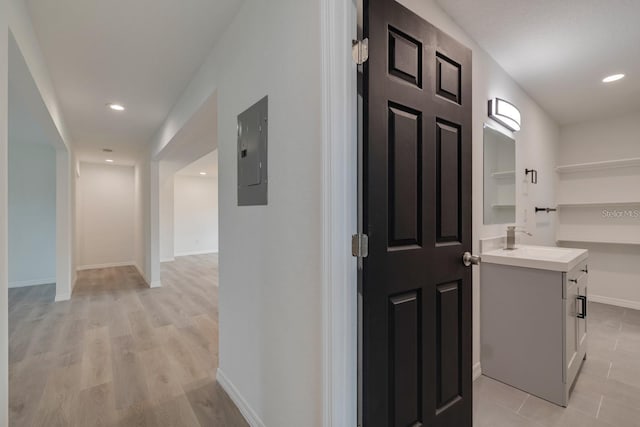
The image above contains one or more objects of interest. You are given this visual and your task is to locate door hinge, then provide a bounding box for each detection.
[352,233,369,258]
[352,38,369,65]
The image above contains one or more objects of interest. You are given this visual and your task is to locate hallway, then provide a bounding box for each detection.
[8,255,245,426]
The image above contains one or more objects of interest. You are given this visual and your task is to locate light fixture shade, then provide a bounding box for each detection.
[488,98,521,132]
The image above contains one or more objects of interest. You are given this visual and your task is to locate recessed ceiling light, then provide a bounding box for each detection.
[602,74,625,83]
[108,103,125,111]
[199,172,207,176]
[106,159,114,163]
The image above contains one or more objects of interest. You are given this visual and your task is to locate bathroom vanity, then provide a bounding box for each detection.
[481,245,589,407]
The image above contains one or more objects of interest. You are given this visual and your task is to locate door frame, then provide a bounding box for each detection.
[319,0,359,425]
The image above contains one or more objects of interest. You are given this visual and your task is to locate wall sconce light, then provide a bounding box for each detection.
[488,98,521,132]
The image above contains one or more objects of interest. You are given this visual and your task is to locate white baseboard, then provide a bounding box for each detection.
[217,368,265,427]
[133,264,150,287]
[161,257,175,263]
[174,250,218,257]
[55,292,71,302]
[150,280,162,288]
[77,261,135,271]
[590,294,640,311]
[473,362,482,381]
[9,277,56,288]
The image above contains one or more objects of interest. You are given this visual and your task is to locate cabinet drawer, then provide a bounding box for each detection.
[563,261,588,299]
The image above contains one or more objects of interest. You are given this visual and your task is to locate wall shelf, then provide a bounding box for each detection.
[557,201,640,208]
[557,238,640,246]
[557,225,640,246]
[491,170,515,179]
[556,157,640,173]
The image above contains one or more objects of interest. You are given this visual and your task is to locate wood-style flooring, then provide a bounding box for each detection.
[9,254,248,427]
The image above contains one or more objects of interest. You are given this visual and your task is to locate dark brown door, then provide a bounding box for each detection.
[362,0,473,426]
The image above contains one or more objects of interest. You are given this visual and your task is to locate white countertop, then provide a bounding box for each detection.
[481,245,588,272]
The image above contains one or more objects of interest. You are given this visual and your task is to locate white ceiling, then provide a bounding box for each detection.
[177,149,218,177]
[27,0,242,162]
[436,0,640,125]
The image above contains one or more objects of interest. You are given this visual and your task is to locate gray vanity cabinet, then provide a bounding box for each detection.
[481,259,588,407]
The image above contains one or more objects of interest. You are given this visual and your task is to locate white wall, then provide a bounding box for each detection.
[558,110,640,308]
[174,175,218,256]
[8,142,56,287]
[148,0,323,424]
[398,0,560,373]
[77,162,135,269]
[0,1,9,423]
[134,158,148,282]
[558,111,640,164]
[159,163,175,262]
[213,2,323,425]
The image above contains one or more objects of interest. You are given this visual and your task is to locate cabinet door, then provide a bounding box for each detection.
[564,278,579,385]
[577,274,588,354]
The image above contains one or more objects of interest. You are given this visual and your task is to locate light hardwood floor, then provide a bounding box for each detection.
[9,254,248,427]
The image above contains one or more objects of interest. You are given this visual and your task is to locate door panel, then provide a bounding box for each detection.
[388,102,423,248]
[435,53,462,104]
[389,291,422,426]
[388,28,423,88]
[363,0,473,426]
[436,281,462,410]
[435,120,461,244]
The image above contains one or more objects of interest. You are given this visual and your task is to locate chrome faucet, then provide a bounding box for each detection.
[506,226,532,250]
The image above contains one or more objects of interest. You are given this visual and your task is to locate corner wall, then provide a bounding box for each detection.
[397,0,560,373]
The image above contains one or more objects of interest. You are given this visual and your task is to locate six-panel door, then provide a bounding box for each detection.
[363,0,473,425]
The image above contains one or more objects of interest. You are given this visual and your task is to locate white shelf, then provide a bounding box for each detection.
[557,201,640,208]
[557,238,640,246]
[556,157,640,173]
[557,225,640,246]
[491,170,515,179]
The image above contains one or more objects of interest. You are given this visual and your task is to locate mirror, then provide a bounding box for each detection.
[484,125,516,224]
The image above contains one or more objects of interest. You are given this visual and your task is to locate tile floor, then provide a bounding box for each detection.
[474,302,640,427]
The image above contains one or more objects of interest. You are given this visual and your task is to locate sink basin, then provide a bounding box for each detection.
[482,245,588,272]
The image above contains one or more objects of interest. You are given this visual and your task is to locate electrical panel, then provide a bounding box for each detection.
[237,96,268,206]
